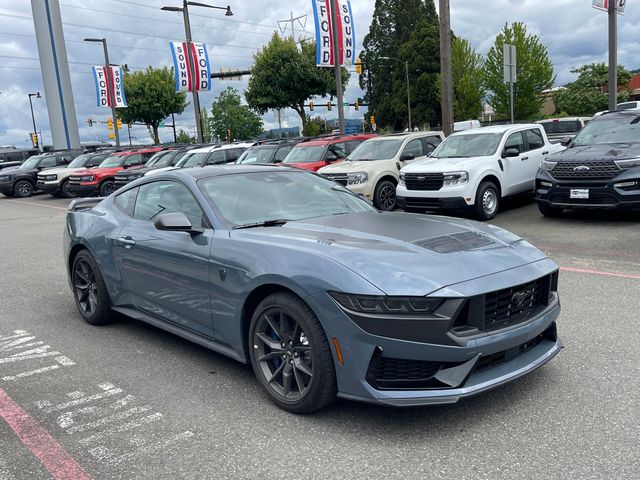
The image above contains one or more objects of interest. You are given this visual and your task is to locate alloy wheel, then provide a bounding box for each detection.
[379,184,396,210]
[16,182,33,197]
[253,309,313,401]
[73,258,99,317]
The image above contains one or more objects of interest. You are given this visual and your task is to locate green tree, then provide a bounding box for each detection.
[554,63,632,116]
[200,108,213,143]
[245,34,349,125]
[302,116,330,137]
[175,129,195,144]
[483,22,555,120]
[117,67,188,144]
[360,0,440,130]
[210,87,263,141]
[452,37,485,121]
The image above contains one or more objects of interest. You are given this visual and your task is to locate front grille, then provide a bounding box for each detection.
[114,175,131,185]
[323,173,348,186]
[403,197,441,209]
[550,189,618,205]
[404,173,444,191]
[484,276,547,330]
[366,354,455,390]
[69,176,82,185]
[551,161,621,179]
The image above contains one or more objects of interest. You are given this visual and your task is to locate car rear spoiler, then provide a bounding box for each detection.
[68,197,105,212]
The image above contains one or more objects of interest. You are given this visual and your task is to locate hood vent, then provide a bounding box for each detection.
[414,231,494,254]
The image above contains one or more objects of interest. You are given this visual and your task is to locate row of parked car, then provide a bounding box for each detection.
[2,109,638,220]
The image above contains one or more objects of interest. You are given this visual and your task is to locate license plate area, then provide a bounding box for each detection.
[570,189,589,199]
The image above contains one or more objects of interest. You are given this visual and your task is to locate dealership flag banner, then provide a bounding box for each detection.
[592,0,627,14]
[92,66,127,108]
[169,41,212,93]
[312,0,357,67]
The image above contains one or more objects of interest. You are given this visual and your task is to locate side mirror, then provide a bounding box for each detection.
[502,148,520,158]
[273,158,283,164]
[154,212,203,234]
[560,136,572,147]
[400,153,415,161]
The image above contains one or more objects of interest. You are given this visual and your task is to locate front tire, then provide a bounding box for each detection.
[14,180,34,198]
[374,180,397,211]
[249,292,337,414]
[60,179,74,198]
[474,181,500,220]
[71,250,112,325]
[538,202,563,217]
[99,180,115,197]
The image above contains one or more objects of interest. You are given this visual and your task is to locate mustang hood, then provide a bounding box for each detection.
[232,212,548,296]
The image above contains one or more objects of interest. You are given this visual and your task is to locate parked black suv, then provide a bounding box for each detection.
[235,139,302,165]
[114,146,199,189]
[0,148,40,171]
[0,150,81,197]
[535,110,640,216]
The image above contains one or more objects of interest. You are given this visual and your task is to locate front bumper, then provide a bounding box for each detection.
[0,180,14,194]
[37,181,61,194]
[397,195,470,211]
[307,259,562,407]
[68,182,99,196]
[535,168,640,210]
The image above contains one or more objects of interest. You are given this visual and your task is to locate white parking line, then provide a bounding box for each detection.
[4,199,68,211]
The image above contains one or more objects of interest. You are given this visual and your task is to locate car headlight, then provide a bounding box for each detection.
[399,173,406,187]
[80,175,95,182]
[347,172,368,185]
[45,174,57,181]
[329,292,442,315]
[0,176,9,182]
[443,171,469,186]
[614,158,640,169]
[540,159,557,171]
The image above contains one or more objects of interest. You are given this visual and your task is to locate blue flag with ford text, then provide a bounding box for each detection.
[312,0,356,67]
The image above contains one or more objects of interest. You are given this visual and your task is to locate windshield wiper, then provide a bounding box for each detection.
[232,219,288,230]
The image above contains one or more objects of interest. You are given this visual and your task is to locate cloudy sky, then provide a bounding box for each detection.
[0,0,638,147]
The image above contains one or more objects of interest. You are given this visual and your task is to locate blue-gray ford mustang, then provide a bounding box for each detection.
[64,165,562,413]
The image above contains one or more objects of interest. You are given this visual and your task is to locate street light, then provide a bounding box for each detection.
[381,56,412,131]
[27,92,41,151]
[162,2,233,143]
[84,37,120,147]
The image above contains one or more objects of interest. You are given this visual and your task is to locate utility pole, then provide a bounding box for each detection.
[329,0,345,135]
[277,12,307,40]
[608,1,618,111]
[84,38,120,147]
[439,0,453,136]
[171,112,178,142]
[28,92,41,151]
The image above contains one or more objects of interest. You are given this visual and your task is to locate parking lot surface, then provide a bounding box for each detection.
[1,194,639,479]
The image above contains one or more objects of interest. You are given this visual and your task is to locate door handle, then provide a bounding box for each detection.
[521,156,529,161]
[542,151,549,155]
[117,236,136,248]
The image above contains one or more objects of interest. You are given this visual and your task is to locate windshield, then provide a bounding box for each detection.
[348,139,402,161]
[199,171,375,226]
[572,113,640,146]
[68,154,91,168]
[236,147,276,164]
[145,151,171,168]
[540,120,582,134]
[431,133,503,158]
[99,154,124,168]
[283,145,326,164]
[617,102,639,110]
[182,152,209,167]
[19,156,43,169]
[169,150,189,166]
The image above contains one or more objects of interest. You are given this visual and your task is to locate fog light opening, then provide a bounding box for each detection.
[540,181,553,188]
[332,338,344,366]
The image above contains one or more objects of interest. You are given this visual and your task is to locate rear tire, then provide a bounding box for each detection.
[14,180,34,198]
[473,181,499,221]
[374,180,397,211]
[248,292,337,414]
[99,180,115,197]
[71,250,112,325]
[538,202,563,217]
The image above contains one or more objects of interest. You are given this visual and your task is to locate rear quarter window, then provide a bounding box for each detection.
[114,187,138,217]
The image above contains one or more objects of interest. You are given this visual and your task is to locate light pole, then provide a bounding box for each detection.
[329,0,345,135]
[84,37,120,147]
[28,92,41,151]
[439,0,453,136]
[162,1,233,144]
[381,57,412,131]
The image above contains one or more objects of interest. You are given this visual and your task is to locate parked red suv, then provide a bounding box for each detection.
[68,147,164,197]
[282,134,376,171]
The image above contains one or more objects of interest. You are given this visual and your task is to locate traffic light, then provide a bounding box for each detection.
[370,115,375,125]
[227,128,231,141]
[309,101,314,112]
[107,118,113,130]
[327,101,332,111]
[116,119,122,130]
[31,133,39,148]
[354,101,359,111]
[355,56,362,75]
[108,133,115,139]
[87,119,94,127]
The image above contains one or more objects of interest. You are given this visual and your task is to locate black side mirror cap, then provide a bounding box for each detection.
[560,136,572,147]
[502,148,520,158]
[154,212,203,234]
[400,154,415,161]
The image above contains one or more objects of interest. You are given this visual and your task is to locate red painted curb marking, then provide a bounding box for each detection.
[560,266,640,280]
[0,388,92,480]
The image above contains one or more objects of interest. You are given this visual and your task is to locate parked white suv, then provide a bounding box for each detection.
[146,143,252,176]
[396,124,564,220]
[317,132,444,210]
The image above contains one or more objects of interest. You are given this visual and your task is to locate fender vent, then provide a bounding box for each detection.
[414,231,494,253]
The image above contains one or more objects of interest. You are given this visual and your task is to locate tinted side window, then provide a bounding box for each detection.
[142,152,157,161]
[345,140,361,154]
[327,142,347,160]
[421,136,442,155]
[504,132,525,154]
[225,148,245,163]
[87,156,103,167]
[402,139,423,158]
[40,157,57,168]
[123,154,143,167]
[207,150,227,165]
[7,153,22,161]
[134,181,205,228]
[274,146,292,162]
[114,187,138,217]
[525,129,544,150]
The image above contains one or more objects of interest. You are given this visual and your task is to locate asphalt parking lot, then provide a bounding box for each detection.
[1,193,639,480]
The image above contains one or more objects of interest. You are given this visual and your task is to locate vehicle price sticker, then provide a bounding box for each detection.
[570,189,589,199]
